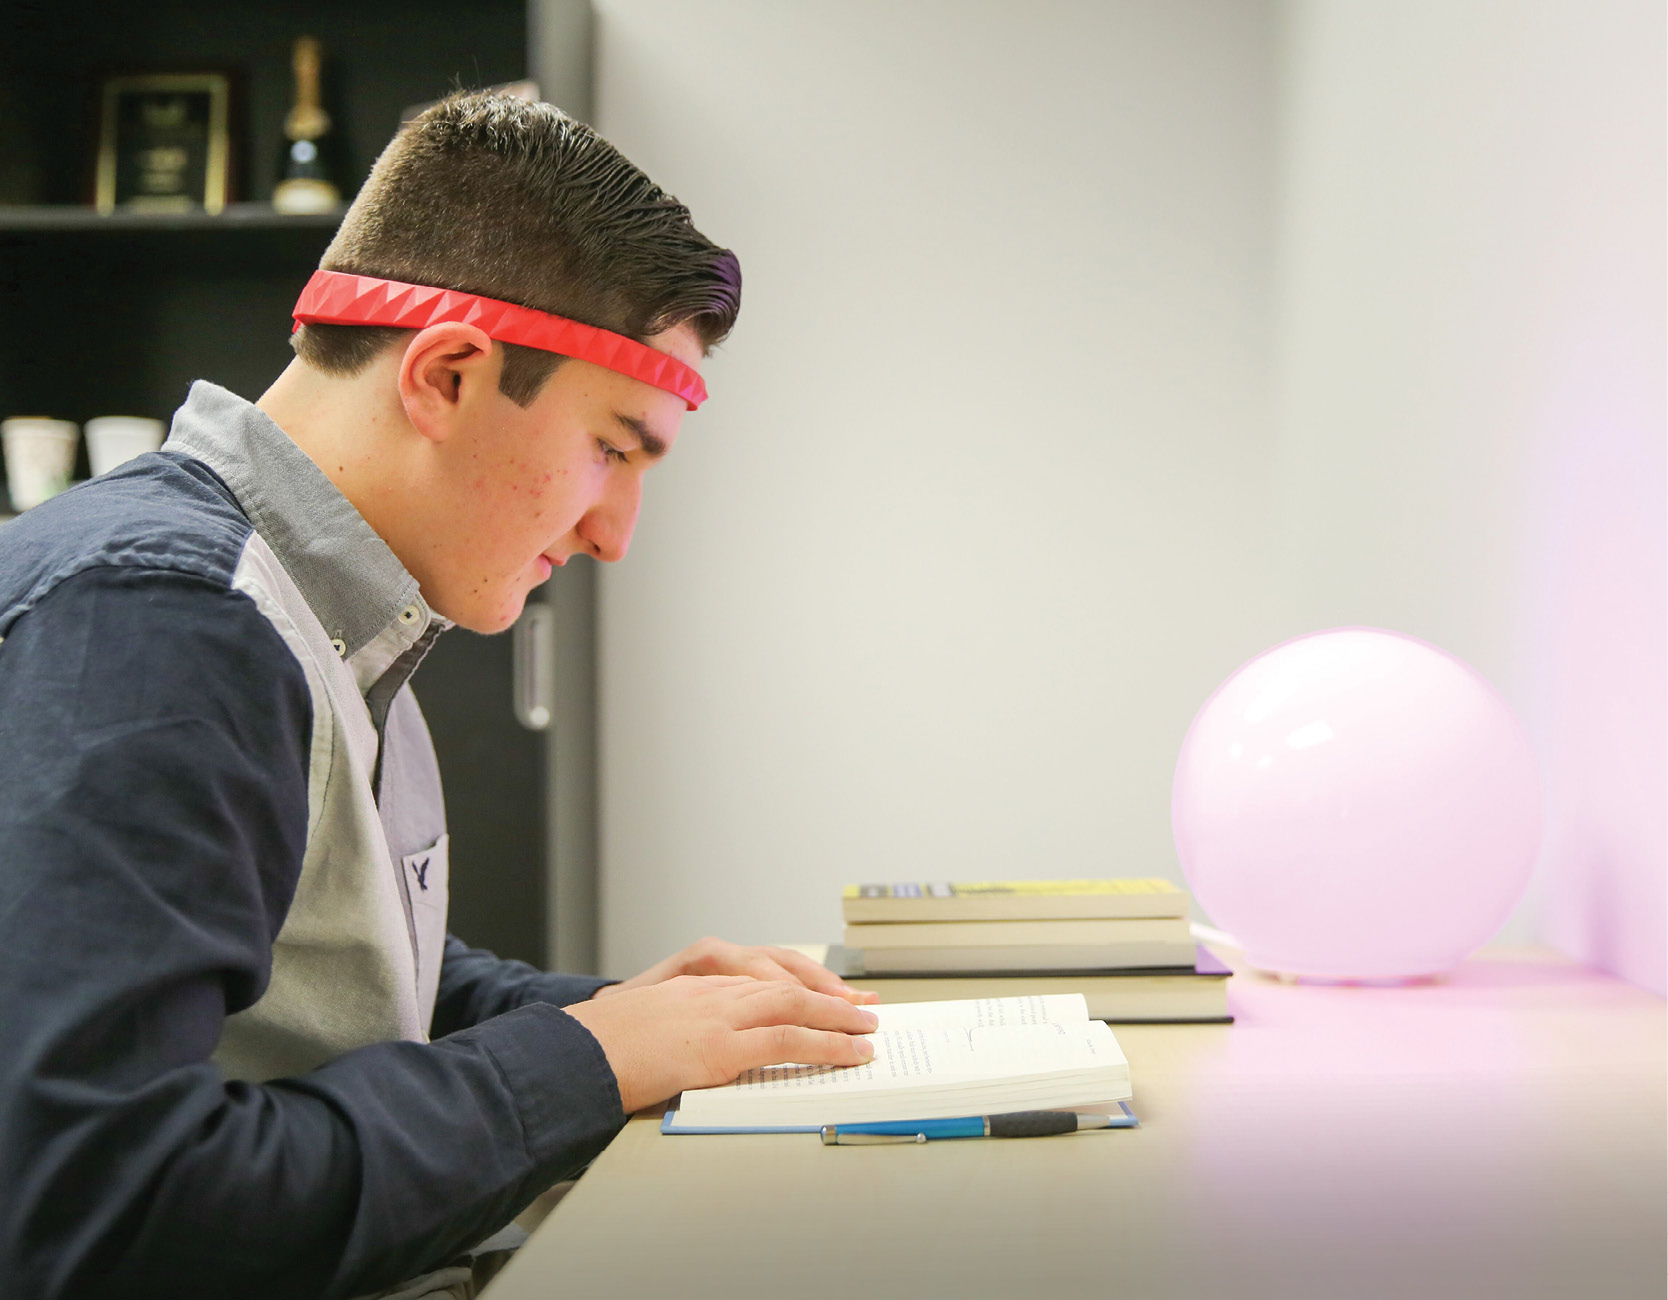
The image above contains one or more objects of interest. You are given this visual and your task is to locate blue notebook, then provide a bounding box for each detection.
[661,1100,1139,1135]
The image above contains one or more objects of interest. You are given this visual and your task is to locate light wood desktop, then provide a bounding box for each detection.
[484,945,1665,1300]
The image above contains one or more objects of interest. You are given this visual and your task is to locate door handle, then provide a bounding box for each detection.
[512,601,556,731]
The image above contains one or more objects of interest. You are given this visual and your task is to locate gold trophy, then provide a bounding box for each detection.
[273,37,340,214]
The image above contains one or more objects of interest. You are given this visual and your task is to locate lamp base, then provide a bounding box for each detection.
[1251,965,1446,988]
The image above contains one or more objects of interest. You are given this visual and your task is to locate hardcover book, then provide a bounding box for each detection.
[845,916,1197,972]
[842,878,1188,924]
[824,944,1234,1023]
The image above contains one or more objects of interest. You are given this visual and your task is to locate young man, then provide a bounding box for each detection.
[0,93,875,1300]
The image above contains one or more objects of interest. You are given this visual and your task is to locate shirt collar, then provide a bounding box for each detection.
[163,380,449,690]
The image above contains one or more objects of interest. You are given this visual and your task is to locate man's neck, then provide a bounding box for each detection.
[256,358,415,534]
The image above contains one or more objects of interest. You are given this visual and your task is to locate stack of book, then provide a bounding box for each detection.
[826,879,1232,1023]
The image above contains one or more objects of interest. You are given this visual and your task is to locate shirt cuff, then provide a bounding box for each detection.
[524,972,619,1006]
[472,1001,625,1169]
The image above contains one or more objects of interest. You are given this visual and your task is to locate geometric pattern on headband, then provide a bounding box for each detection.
[292,269,707,410]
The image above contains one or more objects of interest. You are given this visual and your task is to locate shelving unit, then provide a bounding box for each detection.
[0,0,557,969]
[0,204,345,232]
[0,210,350,432]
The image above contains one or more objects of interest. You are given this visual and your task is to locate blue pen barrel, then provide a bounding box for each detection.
[839,1117,986,1139]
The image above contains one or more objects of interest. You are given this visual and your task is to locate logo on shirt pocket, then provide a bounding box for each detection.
[400,835,450,1023]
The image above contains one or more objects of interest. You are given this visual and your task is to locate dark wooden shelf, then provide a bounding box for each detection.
[0,203,346,233]
[0,0,550,967]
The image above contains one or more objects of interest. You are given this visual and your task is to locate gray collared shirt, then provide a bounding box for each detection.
[164,379,449,713]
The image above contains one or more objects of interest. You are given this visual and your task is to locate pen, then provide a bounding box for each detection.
[820,1111,1123,1145]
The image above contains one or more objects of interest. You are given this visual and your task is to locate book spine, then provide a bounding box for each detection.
[844,916,1193,948]
[858,942,1199,973]
[842,895,1190,923]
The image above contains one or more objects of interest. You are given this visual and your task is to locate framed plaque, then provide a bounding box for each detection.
[95,73,231,215]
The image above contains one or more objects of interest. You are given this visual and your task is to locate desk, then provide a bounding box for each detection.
[485,947,1665,1300]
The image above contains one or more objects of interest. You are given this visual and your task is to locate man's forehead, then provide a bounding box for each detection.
[646,320,706,371]
[614,322,702,454]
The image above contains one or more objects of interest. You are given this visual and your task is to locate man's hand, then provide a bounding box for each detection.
[564,975,878,1114]
[593,936,880,1005]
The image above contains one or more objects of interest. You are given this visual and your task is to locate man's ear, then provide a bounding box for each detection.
[397,322,498,444]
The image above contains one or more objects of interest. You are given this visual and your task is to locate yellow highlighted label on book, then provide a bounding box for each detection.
[843,879,1179,900]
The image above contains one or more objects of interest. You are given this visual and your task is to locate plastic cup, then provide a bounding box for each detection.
[1,418,79,511]
[85,416,166,478]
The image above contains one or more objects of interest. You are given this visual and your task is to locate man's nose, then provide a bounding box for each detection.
[579,475,642,563]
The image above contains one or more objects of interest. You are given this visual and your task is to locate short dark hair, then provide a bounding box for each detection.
[292,92,741,405]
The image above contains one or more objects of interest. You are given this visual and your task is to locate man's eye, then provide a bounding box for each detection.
[598,441,629,464]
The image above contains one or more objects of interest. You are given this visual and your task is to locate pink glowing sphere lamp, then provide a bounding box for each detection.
[1172,628,1541,980]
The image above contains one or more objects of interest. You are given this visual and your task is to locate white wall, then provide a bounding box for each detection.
[589,0,1664,987]
[1273,0,1665,984]
[592,0,1282,974]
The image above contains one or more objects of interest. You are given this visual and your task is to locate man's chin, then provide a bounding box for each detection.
[427,591,526,636]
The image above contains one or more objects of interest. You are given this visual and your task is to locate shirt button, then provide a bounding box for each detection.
[398,604,422,626]
[331,638,347,657]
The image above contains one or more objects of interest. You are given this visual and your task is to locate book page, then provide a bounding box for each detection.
[721,1020,1120,1098]
[867,993,1088,1032]
[674,1019,1130,1126]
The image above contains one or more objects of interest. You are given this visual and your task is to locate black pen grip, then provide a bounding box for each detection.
[987,1111,1079,1138]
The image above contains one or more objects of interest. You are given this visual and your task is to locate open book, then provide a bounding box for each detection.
[664,994,1131,1133]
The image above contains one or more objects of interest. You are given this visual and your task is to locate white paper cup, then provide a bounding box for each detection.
[1,418,79,511]
[85,416,167,478]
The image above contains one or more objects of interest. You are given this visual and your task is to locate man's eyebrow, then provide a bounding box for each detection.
[613,412,668,459]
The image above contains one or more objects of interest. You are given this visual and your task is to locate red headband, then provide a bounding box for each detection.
[292,270,708,410]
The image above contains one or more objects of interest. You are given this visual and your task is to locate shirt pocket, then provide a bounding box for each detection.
[401,834,450,1031]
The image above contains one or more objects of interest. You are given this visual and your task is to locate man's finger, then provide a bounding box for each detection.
[759,946,876,1002]
[723,950,805,987]
[728,981,879,1034]
[681,973,760,988]
[728,1024,876,1074]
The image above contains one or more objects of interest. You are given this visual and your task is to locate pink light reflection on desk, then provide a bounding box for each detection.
[1147,947,1666,1299]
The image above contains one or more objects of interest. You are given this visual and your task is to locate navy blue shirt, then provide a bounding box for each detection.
[0,385,625,1299]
